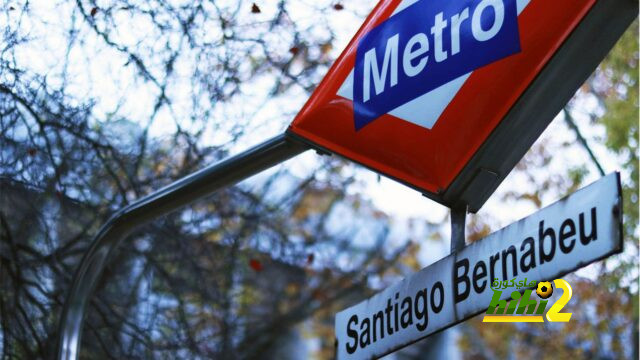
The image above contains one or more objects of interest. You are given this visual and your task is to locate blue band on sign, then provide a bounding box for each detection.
[353,0,521,130]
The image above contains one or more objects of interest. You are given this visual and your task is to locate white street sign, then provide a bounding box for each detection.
[335,173,622,359]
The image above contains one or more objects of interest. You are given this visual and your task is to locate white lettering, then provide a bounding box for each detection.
[362,34,400,102]
[363,34,399,103]
[472,0,505,41]
[403,33,429,77]
[430,12,448,62]
[359,0,509,101]
[450,8,469,55]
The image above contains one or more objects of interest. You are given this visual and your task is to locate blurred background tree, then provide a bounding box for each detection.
[458,19,639,360]
[0,1,637,359]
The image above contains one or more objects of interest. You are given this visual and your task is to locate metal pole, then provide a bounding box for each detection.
[450,206,466,252]
[57,133,309,360]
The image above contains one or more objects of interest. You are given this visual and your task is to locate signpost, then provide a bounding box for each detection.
[335,173,623,359]
[288,0,637,212]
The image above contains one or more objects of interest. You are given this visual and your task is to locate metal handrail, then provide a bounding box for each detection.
[57,133,309,359]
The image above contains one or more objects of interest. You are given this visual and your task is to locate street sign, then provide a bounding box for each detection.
[334,173,622,359]
[288,0,637,212]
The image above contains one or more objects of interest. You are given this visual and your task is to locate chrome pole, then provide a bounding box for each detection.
[57,133,309,359]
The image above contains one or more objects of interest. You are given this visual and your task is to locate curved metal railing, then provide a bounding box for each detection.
[57,133,308,359]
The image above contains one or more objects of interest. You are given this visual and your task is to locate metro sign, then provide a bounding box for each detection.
[353,0,521,130]
[288,0,637,212]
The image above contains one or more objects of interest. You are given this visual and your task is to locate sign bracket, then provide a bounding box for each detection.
[450,206,467,252]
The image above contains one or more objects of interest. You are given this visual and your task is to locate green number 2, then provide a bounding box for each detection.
[546,279,573,322]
